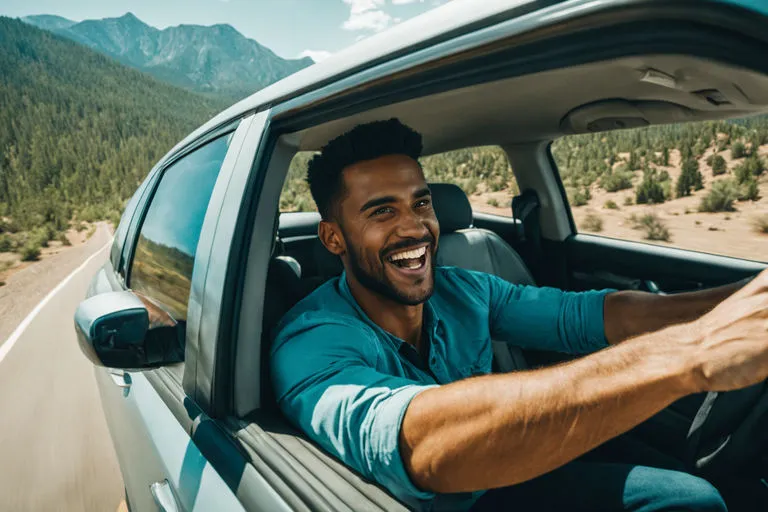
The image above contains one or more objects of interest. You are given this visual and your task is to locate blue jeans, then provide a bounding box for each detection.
[471,460,727,511]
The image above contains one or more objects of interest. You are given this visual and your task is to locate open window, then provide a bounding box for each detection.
[217,4,768,511]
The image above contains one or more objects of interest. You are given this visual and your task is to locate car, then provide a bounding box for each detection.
[74,0,768,510]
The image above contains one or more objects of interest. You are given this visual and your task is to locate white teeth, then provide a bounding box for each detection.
[389,246,427,261]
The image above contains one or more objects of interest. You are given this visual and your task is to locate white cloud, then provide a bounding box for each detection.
[392,0,424,4]
[299,49,333,62]
[342,0,392,32]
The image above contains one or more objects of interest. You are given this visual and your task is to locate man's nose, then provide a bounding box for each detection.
[396,208,430,239]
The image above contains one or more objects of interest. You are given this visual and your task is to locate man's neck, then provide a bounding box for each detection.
[345,274,424,349]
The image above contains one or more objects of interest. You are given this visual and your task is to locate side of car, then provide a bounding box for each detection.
[75,0,768,510]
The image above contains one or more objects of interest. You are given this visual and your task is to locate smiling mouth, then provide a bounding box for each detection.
[386,245,428,271]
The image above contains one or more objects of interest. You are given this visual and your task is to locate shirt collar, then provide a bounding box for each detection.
[338,270,443,345]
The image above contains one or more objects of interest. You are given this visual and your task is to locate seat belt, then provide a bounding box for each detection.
[512,189,543,280]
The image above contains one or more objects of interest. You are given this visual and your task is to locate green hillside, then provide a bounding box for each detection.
[0,17,219,258]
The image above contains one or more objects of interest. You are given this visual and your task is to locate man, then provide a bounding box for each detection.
[271,118,768,511]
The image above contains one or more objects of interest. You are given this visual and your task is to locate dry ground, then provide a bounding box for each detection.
[471,145,768,262]
[0,223,100,285]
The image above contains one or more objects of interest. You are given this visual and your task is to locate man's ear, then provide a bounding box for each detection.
[318,220,346,256]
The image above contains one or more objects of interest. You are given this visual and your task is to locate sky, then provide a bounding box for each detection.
[0,0,451,61]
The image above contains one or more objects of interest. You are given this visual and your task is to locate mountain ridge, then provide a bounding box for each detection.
[22,12,313,102]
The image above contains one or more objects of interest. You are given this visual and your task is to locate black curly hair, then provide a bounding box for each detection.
[307,118,423,220]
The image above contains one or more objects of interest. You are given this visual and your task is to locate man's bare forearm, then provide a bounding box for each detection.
[400,324,699,493]
[604,277,752,344]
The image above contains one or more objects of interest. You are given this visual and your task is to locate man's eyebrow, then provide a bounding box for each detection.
[359,188,432,213]
[360,196,397,213]
[414,187,431,199]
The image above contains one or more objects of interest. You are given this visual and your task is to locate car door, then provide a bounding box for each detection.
[87,119,250,511]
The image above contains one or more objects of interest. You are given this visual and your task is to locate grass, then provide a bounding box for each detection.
[753,214,768,234]
[581,212,604,233]
[628,212,672,242]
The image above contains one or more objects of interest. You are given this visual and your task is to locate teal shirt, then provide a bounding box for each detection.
[271,266,612,511]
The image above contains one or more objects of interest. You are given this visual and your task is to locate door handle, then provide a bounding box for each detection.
[107,369,132,389]
[150,480,180,512]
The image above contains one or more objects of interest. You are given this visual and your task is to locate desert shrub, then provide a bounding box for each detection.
[600,171,634,192]
[753,214,768,234]
[742,155,765,177]
[623,196,634,206]
[629,213,671,242]
[699,179,739,212]
[487,198,499,207]
[705,154,714,167]
[636,175,666,204]
[731,141,746,159]
[739,178,760,201]
[711,155,727,175]
[462,178,479,196]
[581,212,603,232]
[604,200,619,210]
[58,233,71,246]
[0,234,12,252]
[75,222,87,232]
[20,241,41,261]
[567,186,591,207]
[0,217,20,234]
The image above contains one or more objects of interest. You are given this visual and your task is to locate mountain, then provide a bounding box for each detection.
[0,16,219,238]
[20,14,75,32]
[22,13,313,101]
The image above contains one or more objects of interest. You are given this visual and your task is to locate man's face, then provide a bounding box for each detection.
[325,154,439,306]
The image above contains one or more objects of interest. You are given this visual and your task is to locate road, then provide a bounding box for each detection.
[0,223,124,511]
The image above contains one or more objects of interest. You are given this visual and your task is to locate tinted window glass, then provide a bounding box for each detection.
[129,134,232,321]
[551,115,768,262]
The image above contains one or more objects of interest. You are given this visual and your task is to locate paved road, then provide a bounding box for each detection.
[0,224,124,511]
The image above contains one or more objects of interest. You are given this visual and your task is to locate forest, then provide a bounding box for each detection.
[0,18,218,263]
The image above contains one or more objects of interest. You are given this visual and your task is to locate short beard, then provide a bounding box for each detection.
[342,227,436,306]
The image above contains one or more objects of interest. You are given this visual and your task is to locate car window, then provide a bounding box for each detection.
[421,146,518,216]
[280,151,315,212]
[551,116,768,262]
[278,146,518,215]
[129,133,233,322]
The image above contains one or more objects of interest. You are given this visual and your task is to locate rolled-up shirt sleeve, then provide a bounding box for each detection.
[271,316,437,505]
[481,272,613,354]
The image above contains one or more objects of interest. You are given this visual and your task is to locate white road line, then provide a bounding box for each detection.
[0,239,114,365]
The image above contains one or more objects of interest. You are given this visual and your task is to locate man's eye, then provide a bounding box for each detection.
[372,206,393,216]
[415,199,431,208]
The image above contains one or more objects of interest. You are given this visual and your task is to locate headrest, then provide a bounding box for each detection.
[429,183,472,233]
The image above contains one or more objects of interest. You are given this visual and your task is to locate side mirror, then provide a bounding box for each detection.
[74,290,184,369]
